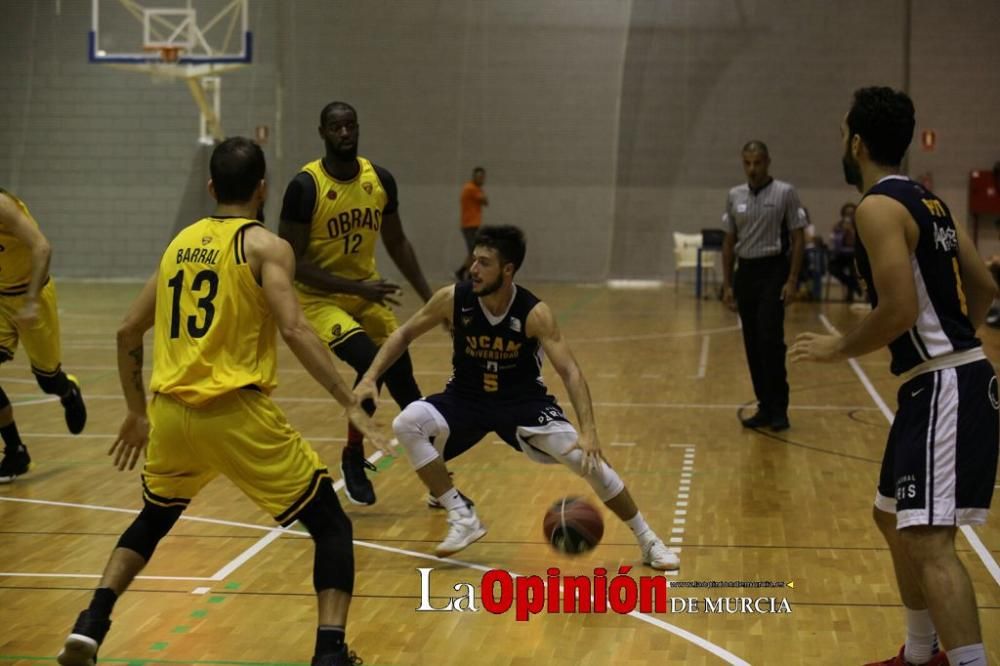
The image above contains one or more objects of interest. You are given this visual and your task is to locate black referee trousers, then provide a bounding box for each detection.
[734,255,790,419]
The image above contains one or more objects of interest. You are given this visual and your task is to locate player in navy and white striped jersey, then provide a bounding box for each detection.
[792,87,997,666]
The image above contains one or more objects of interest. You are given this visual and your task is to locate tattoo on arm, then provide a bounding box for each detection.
[128,345,143,393]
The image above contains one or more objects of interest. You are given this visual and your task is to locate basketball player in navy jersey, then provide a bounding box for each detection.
[792,87,997,666]
[354,225,678,570]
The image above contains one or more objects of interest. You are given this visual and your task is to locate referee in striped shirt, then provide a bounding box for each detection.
[721,141,806,431]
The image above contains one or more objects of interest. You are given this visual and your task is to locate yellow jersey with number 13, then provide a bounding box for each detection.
[296,157,390,293]
[150,217,277,406]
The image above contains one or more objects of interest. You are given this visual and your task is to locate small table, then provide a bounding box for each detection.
[695,246,722,299]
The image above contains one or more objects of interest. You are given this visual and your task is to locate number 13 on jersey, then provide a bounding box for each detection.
[167,269,220,339]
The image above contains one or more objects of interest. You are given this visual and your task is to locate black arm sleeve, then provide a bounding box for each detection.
[280,172,318,224]
[371,164,399,215]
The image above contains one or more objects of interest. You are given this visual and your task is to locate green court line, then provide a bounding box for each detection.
[223,582,241,590]
[149,642,168,651]
[190,609,208,618]
[170,625,190,634]
[208,595,226,603]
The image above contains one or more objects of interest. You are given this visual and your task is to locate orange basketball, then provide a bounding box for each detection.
[542,496,604,555]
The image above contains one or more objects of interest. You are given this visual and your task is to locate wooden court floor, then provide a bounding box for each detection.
[0,280,997,665]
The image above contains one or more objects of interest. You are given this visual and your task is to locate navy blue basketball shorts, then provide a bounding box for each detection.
[876,359,999,529]
[422,390,576,462]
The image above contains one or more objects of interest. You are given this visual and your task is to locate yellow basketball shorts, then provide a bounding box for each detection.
[142,389,330,526]
[297,290,400,348]
[0,278,62,373]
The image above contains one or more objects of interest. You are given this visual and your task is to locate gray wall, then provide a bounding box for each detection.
[2,0,999,281]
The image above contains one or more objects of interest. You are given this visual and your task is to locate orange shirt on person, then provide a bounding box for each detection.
[460,182,486,229]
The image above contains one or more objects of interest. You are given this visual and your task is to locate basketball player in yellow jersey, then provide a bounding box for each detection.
[280,101,433,506]
[0,189,86,483]
[57,138,385,666]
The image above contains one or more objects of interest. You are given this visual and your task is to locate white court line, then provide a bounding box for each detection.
[192,586,211,595]
[0,572,213,581]
[208,529,286,582]
[9,394,882,412]
[610,442,636,447]
[693,335,710,379]
[819,314,1000,589]
[0,495,750,665]
[207,451,385,582]
[570,324,742,344]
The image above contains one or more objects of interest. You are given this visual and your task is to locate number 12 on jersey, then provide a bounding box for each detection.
[167,269,220,339]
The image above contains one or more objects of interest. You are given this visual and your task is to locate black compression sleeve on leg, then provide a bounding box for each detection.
[296,479,355,595]
[116,501,184,561]
[0,386,9,410]
[333,333,379,379]
[381,350,421,408]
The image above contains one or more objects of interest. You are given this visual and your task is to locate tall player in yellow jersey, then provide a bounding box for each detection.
[0,189,86,483]
[57,139,385,666]
[280,101,433,506]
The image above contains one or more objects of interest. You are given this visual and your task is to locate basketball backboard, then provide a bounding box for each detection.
[90,0,251,65]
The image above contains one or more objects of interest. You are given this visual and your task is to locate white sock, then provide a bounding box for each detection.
[625,512,651,539]
[436,488,466,513]
[946,643,986,666]
[902,607,937,664]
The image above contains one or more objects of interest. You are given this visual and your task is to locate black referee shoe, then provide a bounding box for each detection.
[739,410,771,429]
[341,450,377,506]
[57,609,111,666]
[770,414,790,431]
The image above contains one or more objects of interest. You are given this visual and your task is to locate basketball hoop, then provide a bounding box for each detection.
[143,45,183,64]
[160,46,182,63]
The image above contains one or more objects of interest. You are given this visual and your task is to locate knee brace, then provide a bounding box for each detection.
[524,430,625,502]
[0,386,10,410]
[33,367,69,396]
[392,402,445,470]
[296,479,354,595]
[117,501,183,561]
[382,350,421,407]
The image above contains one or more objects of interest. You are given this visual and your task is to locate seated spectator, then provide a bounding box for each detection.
[828,202,862,302]
[797,208,826,300]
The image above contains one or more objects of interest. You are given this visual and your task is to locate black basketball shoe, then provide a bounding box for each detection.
[61,374,87,435]
[0,445,31,483]
[57,609,111,666]
[341,449,377,505]
[312,644,364,665]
